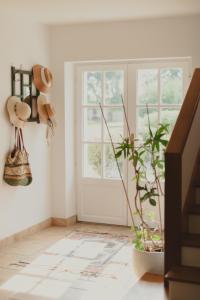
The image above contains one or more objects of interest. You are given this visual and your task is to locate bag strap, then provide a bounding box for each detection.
[14,128,24,150]
[19,129,25,150]
[15,127,19,149]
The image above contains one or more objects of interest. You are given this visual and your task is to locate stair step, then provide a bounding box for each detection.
[166,266,200,284]
[189,214,200,234]
[182,233,200,247]
[182,247,200,267]
[194,182,200,188]
[182,234,200,267]
[189,204,200,215]
[166,266,200,300]
[195,188,200,204]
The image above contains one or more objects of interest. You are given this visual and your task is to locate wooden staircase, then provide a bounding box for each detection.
[165,69,200,300]
[166,180,200,299]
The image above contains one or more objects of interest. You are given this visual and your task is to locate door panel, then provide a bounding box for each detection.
[76,65,128,225]
[78,180,127,225]
[127,61,189,227]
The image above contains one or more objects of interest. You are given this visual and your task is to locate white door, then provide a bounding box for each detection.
[75,60,190,226]
[76,64,128,225]
[127,61,190,226]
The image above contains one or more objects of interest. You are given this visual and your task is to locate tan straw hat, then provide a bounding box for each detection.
[37,94,56,122]
[7,96,31,128]
[37,94,48,123]
[33,64,53,93]
[37,95,56,144]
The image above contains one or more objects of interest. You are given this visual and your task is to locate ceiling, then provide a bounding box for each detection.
[1,0,200,24]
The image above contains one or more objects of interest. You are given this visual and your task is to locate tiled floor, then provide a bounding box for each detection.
[0,223,168,300]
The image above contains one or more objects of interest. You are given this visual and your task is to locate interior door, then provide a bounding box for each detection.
[75,60,190,226]
[76,64,128,225]
[127,61,190,226]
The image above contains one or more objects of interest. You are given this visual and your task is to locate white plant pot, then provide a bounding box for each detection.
[132,246,164,275]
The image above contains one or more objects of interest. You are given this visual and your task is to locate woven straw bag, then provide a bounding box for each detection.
[4,128,32,186]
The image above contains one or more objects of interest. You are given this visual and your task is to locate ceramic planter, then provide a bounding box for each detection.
[132,245,164,275]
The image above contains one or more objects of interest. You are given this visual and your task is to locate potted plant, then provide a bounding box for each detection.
[99,101,169,275]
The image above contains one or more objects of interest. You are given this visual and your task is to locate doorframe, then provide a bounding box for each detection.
[64,57,192,224]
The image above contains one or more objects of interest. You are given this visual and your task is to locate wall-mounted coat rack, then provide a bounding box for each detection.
[11,66,40,122]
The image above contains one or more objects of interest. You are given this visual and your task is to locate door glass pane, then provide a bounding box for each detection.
[160,108,180,133]
[104,144,122,179]
[83,144,101,178]
[83,108,101,142]
[137,69,158,104]
[104,71,124,105]
[84,71,102,105]
[137,107,158,140]
[160,68,183,104]
[103,108,124,143]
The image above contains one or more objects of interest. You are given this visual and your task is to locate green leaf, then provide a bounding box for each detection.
[141,192,150,202]
[160,139,168,146]
[115,151,122,158]
[149,198,157,206]
[137,185,146,191]
[152,234,161,241]
[157,162,164,169]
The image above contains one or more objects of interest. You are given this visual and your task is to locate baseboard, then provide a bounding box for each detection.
[0,216,78,248]
[52,215,77,227]
[0,218,52,248]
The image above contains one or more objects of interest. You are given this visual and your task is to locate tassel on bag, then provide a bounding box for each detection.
[3,128,32,186]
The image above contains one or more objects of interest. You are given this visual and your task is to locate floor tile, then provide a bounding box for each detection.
[0,224,166,300]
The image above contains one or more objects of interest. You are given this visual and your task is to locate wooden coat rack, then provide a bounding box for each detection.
[11,66,40,122]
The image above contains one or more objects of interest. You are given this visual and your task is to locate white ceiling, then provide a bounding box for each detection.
[1,0,200,24]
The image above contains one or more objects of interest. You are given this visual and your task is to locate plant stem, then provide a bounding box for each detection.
[146,104,163,245]
[120,96,158,248]
[121,95,131,138]
[99,103,136,232]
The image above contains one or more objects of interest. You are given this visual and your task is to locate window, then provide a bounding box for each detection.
[81,70,125,179]
[136,67,184,140]
[77,60,189,181]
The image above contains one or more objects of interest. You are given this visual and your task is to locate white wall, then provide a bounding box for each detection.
[0,18,51,240]
[50,15,200,220]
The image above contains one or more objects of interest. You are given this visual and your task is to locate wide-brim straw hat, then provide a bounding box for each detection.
[24,96,38,119]
[33,64,53,93]
[7,96,31,128]
[37,95,56,125]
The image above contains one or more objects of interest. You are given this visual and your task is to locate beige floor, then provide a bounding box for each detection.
[0,223,168,300]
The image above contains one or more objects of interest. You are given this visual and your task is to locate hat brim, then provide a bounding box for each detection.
[7,96,25,128]
[33,65,52,93]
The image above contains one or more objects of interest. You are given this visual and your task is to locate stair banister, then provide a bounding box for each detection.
[165,68,200,278]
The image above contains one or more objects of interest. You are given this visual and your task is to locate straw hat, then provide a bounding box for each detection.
[7,96,31,128]
[37,94,56,144]
[37,95,56,124]
[24,96,38,119]
[33,64,53,93]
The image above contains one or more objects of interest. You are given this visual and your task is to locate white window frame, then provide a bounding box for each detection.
[76,63,128,184]
[127,61,190,141]
[75,60,191,184]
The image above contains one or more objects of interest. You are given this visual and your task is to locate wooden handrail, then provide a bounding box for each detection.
[165,68,200,279]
